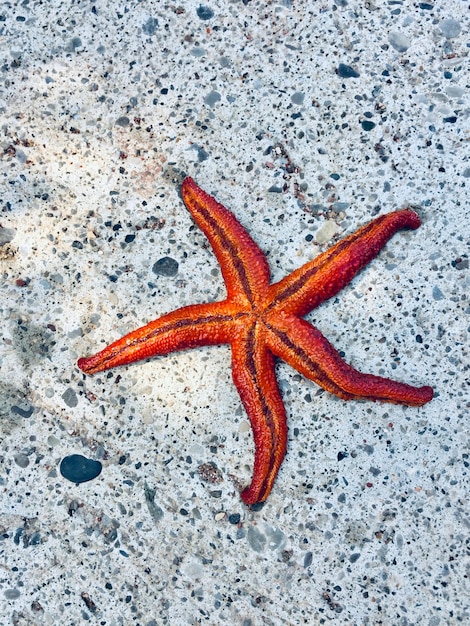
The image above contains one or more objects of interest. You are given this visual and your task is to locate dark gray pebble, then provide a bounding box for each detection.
[68,37,82,52]
[337,63,360,78]
[0,227,16,246]
[291,91,305,105]
[196,146,209,162]
[152,256,179,277]
[204,90,221,107]
[144,482,164,522]
[60,454,102,484]
[197,5,214,20]
[14,453,29,468]
[11,404,34,418]
[62,387,78,408]
[142,17,158,35]
[115,116,130,127]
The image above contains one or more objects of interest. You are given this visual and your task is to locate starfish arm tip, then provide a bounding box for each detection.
[419,385,434,404]
[181,175,194,190]
[401,207,422,230]
[77,356,93,374]
[77,355,104,374]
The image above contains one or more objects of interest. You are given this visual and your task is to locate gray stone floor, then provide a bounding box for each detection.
[1,1,468,624]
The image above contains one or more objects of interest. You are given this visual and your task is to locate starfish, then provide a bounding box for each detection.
[78,177,433,505]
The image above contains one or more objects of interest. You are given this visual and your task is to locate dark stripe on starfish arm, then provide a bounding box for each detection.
[195,202,255,303]
[265,317,433,406]
[268,209,422,317]
[265,321,357,401]
[232,325,287,505]
[78,305,244,375]
[181,178,271,305]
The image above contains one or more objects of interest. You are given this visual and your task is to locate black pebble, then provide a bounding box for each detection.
[249,501,265,512]
[152,256,179,277]
[60,454,102,484]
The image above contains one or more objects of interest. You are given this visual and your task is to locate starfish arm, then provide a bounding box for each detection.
[231,326,288,505]
[181,177,271,305]
[266,316,434,406]
[270,209,422,317]
[78,301,237,375]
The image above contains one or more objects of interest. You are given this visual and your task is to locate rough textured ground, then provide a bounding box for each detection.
[0,1,468,625]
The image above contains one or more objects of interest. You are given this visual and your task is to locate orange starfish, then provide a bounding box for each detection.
[78,177,433,505]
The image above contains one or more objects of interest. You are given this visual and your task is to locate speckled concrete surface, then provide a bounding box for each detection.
[1,1,469,625]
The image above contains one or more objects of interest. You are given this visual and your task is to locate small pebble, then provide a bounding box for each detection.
[142,17,158,36]
[115,116,130,127]
[337,63,360,78]
[197,5,214,20]
[247,526,267,552]
[204,90,222,107]
[144,482,164,522]
[388,32,410,53]
[152,257,179,277]
[14,453,29,468]
[264,524,286,550]
[11,404,34,418]
[60,454,103,484]
[291,92,305,105]
[62,387,78,408]
[439,19,461,39]
[0,227,16,246]
[316,220,342,244]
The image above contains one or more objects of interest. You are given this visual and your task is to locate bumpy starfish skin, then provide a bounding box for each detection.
[78,177,433,505]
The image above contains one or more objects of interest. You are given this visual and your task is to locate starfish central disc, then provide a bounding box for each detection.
[78,177,433,505]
